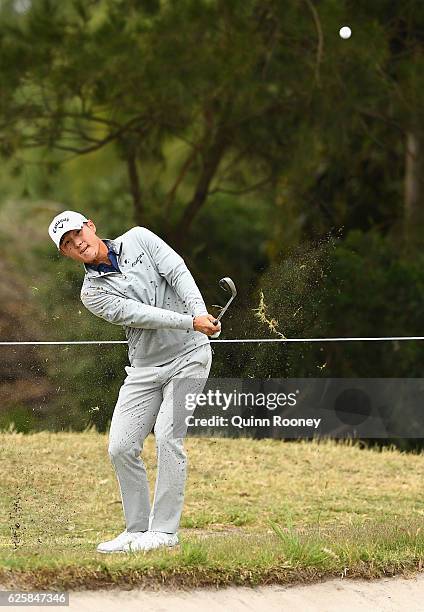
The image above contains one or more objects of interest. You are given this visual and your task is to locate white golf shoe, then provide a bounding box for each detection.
[96,529,146,554]
[123,530,179,553]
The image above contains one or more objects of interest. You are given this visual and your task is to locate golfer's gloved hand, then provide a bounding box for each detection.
[193,314,221,336]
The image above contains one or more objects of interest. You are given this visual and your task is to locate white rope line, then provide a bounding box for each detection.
[1,336,424,346]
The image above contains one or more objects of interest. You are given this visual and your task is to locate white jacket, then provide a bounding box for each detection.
[80,226,210,367]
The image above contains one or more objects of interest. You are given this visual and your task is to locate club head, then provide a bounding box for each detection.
[219,277,237,298]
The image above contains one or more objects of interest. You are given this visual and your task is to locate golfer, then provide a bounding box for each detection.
[48,210,220,553]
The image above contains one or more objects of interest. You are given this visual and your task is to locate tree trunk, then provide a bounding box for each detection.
[172,136,228,253]
[127,149,143,225]
[404,129,424,247]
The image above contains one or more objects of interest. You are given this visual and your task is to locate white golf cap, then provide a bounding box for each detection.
[48,210,89,250]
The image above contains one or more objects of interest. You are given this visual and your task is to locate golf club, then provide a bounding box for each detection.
[210,277,237,339]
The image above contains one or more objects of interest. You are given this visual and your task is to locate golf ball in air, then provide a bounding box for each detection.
[339,26,352,39]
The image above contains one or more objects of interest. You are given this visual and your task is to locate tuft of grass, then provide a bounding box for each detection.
[180,541,209,566]
[269,519,337,568]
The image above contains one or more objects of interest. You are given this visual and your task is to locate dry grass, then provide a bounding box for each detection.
[252,290,287,338]
[0,430,423,589]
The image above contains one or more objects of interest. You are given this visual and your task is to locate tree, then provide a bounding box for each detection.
[0,0,423,251]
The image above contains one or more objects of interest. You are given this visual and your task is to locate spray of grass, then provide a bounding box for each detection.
[254,234,338,338]
[246,235,339,376]
[252,290,287,339]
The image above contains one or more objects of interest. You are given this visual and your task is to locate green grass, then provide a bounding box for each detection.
[0,429,423,589]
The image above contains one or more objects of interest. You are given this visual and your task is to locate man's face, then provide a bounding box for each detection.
[59,219,102,263]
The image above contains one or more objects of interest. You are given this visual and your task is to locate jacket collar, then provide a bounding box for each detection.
[105,238,123,257]
[83,238,123,277]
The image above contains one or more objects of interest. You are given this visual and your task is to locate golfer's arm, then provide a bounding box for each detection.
[136,227,208,317]
[80,290,194,330]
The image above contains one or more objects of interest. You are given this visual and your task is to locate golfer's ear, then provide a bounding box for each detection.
[59,240,71,256]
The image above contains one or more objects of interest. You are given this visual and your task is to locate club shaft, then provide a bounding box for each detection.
[216,295,235,321]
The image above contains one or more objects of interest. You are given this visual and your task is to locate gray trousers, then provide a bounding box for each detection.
[108,343,212,534]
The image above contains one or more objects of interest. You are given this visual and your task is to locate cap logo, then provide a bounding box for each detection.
[52,217,69,233]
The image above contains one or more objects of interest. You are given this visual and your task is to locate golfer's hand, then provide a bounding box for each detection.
[193,314,221,336]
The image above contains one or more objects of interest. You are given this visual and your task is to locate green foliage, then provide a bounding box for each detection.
[317,230,424,376]
[1,0,424,452]
[2,0,422,239]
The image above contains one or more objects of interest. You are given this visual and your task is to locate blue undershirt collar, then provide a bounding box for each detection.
[86,240,121,274]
